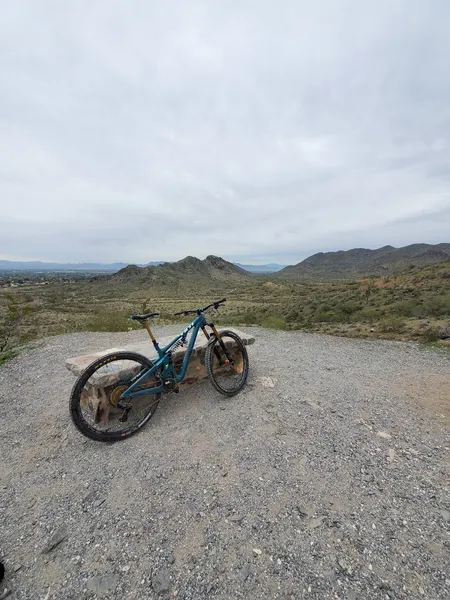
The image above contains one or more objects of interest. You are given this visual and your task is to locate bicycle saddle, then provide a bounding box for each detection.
[130,312,160,322]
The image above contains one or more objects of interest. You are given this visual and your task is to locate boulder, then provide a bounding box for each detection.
[65,327,255,388]
[438,324,450,340]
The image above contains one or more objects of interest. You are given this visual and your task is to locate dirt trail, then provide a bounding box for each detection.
[0,327,448,599]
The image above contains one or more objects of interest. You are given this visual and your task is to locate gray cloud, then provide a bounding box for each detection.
[1,0,449,264]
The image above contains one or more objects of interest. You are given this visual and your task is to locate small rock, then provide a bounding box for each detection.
[13,564,22,572]
[93,498,106,508]
[0,589,11,599]
[308,517,324,530]
[337,558,354,577]
[82,490,97,505]
[41,525,68,553]
[229,514,244,523]
[187,557,196,570]
[166,552,175,565]
[439,509,450,522]
[377,431,391,439]
[387,449,396,463]
[258,376,275,388]
[86,574,119,596]
[305,399,320,410]
[253,548,262,556]
[152,568,171,594]
[121,565,130,572]
[239,563,251,582]
[323,569,337,582]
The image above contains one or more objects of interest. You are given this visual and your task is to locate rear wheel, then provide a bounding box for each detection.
[205,330,249,396]
[70,351,161,442]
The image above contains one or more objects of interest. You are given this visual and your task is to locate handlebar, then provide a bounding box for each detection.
[174,298,226,317]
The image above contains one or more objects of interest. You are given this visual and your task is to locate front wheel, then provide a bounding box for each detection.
[70,351,162,442]
[205,330,249,396]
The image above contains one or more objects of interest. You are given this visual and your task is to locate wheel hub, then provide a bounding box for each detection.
[109,384,128,407]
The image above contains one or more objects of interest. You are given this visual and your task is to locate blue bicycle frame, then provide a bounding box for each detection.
[120,313,210,400]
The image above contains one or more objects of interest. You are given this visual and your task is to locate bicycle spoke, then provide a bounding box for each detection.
[70,352,161,442]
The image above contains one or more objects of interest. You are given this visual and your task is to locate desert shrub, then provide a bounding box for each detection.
[341,302,362,316]
[0,348,20,366]
[424,295,450,317]
[240,310,260,324]
[261,316,288,330]
[285,309,303,323]
[420,327,440,343]
[0,291,31,353]
[357,307,382,321]
[379,318,406,333]
[312,310,346,323]
[319,303,332,312]
[391,299,423,317]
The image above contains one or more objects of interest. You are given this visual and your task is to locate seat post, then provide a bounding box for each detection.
[144,320,156,343]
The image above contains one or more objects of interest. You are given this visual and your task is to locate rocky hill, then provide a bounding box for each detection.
[276,243,450,280]
[112,255,252,283]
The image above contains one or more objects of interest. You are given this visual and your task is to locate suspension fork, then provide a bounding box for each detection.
[202,325,234,365]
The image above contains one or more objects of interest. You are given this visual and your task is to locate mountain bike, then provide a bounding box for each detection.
[69,298,249,442]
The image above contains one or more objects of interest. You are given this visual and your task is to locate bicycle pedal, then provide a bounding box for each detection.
[174,387,179,394]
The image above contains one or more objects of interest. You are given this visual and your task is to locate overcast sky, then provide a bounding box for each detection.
[1,0,449,265]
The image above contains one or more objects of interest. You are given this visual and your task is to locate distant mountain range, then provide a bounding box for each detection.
[276,243,450,280]
[0,260,164,272]
[235,263,286,273]
[112,255,252,282]
[2,243,449,280]
[0,259,283,274]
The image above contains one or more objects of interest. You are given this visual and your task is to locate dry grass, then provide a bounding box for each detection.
[1,262,449,360]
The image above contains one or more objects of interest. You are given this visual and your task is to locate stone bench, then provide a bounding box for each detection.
[65,327,255,390]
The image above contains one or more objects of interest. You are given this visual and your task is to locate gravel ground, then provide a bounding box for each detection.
[0,326,449,600]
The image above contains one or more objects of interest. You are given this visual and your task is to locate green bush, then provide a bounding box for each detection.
[379,318,406,333]
[0,291,31,352]
[424,296,450,317]
[420,327,440,343]
[261,316,288,330]
[341,302,362,316]
[391,299,423,317]
[312,310,346,323]
[357,307,382,321]
[241,310,260,324]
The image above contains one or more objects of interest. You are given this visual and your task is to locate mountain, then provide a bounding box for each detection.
[235,263,287,273]
[112,255,252,282]
[0,260,164,272]
[276,243,450,281]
